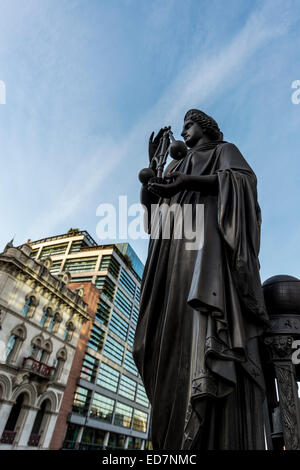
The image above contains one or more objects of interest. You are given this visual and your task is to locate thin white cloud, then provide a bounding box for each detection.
[27,0,298,239]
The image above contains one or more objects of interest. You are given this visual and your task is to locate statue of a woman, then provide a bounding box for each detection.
[133,109,269,450]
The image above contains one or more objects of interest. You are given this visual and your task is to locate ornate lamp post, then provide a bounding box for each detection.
[262,275,300,450]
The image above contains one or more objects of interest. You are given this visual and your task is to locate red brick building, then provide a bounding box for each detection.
[50,282,99,450]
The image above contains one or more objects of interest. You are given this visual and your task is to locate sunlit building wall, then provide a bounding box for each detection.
[29,230,150,450]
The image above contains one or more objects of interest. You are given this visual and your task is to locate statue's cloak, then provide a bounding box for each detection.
[133,142,269,450]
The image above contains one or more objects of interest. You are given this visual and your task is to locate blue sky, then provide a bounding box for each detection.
[0,0,299,282]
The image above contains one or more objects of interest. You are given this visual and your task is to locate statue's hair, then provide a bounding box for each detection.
[184,109,223,141]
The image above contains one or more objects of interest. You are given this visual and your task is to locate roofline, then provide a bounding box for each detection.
[27,231,98,247]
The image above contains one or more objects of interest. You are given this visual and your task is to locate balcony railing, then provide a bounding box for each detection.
[28,433,41,446]
[22,356,56,378]
[0,430,16,445]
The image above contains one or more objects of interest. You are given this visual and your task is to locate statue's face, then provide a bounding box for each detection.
[181,119,204,148]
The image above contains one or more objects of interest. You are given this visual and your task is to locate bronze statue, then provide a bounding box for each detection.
[133,109,270,450]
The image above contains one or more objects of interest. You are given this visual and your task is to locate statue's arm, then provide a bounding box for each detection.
[177,174,218,194]
[147,172,218,198]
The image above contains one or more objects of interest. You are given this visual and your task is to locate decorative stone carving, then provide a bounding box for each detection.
[42,256,53,271]
[26,278,36,289]
[12,372,30,388]
[274,363,299,450]
[264,336,294,360]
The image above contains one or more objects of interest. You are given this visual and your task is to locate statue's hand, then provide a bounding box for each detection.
[148,127,170,164]
[147,172,187,198]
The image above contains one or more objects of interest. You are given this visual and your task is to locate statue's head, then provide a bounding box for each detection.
[181,109,223,148]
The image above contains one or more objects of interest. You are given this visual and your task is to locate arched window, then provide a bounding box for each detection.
[28,399,52,447]
[21,295,37,318]
[54,348,67,381]
[6,325,27,364]
[64,322,75,342]
[0,393,28,445]
[40,341,52,364]
[30,337,42,358]
[28,401,47,447]
[22,297,32,317]
[5,335,17,362]
[40,307,52,327]
[48,313,62,333]
[29,336,52,365]
[40,311,47,327]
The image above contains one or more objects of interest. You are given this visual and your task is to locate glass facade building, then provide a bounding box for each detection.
[29,231,150,450]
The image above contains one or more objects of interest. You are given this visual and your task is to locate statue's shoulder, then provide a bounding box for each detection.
[216,141,244,160]
[217,141,241,153]
[217,142,254,174]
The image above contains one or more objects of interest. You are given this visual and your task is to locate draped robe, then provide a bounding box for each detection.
[133,141,269,450]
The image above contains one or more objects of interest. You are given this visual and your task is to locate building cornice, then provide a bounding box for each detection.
[0,249,91,323]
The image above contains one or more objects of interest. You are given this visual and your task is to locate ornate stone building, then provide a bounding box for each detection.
[0,241,91,449]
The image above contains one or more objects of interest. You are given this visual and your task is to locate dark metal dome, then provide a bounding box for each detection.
[262,274,300,316]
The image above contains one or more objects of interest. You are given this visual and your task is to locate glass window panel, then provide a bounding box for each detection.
[88,324,105,352]
[21,297,31,317]
[72,386,91,415]
[118,375,137,401]
[114,402,133,428]
[127,327,135,348]
[131,305,139,325]
[40,244,68,259]
[81,428,106,445]
[127,437,143,450]
[48,313,60,332]
[115,289,132,319]
[123,350,138,376]
[133,409,148,432]
[70,276,93,283]
[136,384,149,408]
[49,261,62,275]
[100,255,120,279]
[108,432,126,450]
[96,276,116,301]
[69,240,88,253]
[135,286,141,304]
[96,300,111,326]
[103,335,124,366]
[90,392,115,423]
[119,269,136,298]
[97,362,120,392]
[64,257,97,273]
[81,353,99,382]
[5,335,17,361]
[64,423,80,443]
[115,243,144,281]
[109,311,128,341]
[40,310,48,327]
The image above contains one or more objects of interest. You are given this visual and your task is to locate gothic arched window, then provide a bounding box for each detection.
[64,322,75,342]
[40,307,53,328]
[21,295,38,318]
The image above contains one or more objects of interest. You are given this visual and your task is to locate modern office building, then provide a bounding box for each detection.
[29,229,150,450]
[0,241,91,449]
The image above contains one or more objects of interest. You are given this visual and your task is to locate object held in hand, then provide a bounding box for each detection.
[169,139,188,160]
[138,168,156,185]
[151,127,188,178]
